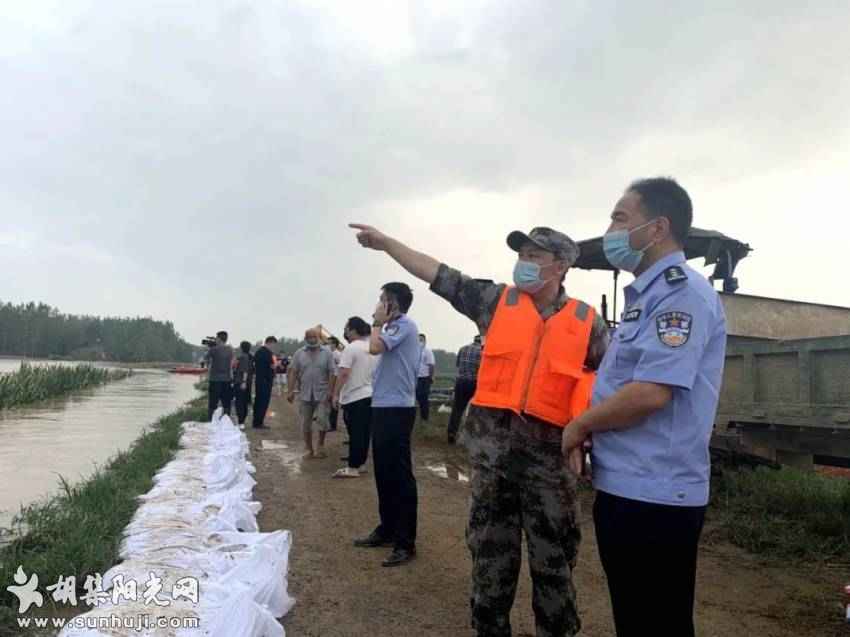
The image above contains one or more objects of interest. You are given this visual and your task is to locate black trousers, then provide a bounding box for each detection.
[207,381,232,421]
[448,378,476,436]
[594,490,706,637]
[234,383,252,424]
[329,406,339,431]
[372,407,417,551]
[252,379,273,427]
[415,377,432,421]
[342,397,372,468]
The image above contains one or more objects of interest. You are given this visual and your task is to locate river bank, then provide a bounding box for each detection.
[0,368,199,530]
[0,398,207,636]
[3,389,846,636]
[0,363,131,410]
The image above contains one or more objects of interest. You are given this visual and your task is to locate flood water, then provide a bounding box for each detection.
[0,360,199,529]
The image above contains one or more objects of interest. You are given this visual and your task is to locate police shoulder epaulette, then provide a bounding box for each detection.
[663,266,688,284]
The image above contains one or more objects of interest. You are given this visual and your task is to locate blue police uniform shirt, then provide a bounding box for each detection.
[371,313,420,409]
[591,250,727,507]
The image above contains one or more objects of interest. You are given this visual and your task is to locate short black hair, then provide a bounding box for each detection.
[627,177,692,246]
[265,336,278,344]
[216,330,228,342]
[328,336,340,346]
[381,282,413,313]
[419,333,426,340]
[240,341,251,353]
[346,316,371,337]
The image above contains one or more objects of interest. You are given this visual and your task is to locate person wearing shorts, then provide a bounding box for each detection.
[288,328,335,458]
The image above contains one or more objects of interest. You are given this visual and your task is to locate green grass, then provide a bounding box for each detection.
[0,363,132,410]
[0,397,206,636]
[711,465,850,561]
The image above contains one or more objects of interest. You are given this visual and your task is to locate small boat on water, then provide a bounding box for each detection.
[168,367,206,375]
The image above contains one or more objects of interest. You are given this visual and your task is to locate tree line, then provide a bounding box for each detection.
[0,300,195,362]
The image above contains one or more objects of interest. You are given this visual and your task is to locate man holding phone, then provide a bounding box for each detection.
[352,282,421,568]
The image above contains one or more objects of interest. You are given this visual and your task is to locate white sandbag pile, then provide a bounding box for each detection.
[59,408,294,637]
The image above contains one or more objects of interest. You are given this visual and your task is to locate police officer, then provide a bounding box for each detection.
[562,177,727,637]
[350,223,609,637]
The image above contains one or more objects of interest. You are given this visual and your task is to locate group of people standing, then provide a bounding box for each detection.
[204,312,431,570]
[349,176,727,637]
[210,175,722,636]
[204,332,282,429]
[283,285,424,568]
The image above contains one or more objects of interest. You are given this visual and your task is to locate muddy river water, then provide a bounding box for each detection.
[0,360,199,529]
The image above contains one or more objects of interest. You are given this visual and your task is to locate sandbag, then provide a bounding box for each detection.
[59,408,294,637]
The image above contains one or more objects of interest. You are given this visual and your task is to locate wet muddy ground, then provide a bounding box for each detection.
[249,395,845,637]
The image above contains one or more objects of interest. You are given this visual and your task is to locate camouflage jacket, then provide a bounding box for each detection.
[430,263,610,477]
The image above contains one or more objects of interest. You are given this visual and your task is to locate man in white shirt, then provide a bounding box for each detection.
[332,316,378,478]
[415,333,436,422]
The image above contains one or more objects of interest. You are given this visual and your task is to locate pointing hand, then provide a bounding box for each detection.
[349,223,390,252]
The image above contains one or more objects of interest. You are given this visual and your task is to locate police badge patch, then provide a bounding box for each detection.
[656,311,692,347]
[385,324,400,336]
[664,266,687,284]
[622,308,642,322]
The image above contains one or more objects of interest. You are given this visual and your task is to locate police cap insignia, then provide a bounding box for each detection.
[656,311,692,347]
[664,266,687,284]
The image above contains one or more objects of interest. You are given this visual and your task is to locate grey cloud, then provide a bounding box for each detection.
[2,0,849,349]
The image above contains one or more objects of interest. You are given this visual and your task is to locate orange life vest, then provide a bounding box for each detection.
[471,287,596,427]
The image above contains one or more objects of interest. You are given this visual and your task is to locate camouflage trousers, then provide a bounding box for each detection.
[464,406,581,637]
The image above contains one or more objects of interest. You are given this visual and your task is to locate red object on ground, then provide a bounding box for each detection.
[815,465,850,479]
[168,367,206,375]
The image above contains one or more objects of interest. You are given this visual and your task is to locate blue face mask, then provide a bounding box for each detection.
[602,221,656,272]
[513,260,554,294]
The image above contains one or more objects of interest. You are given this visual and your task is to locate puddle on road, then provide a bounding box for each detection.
[259,439,303,475]
[425,462,470,483]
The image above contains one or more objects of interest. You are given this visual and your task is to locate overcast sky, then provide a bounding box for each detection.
[2,1,848,351]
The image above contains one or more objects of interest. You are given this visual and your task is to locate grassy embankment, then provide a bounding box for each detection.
[0,397,207,636]
[710,465,850,561]
[417,395,850,563]
[0,363,132,410]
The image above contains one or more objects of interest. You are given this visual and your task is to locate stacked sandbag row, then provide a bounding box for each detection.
[60,409,294,637]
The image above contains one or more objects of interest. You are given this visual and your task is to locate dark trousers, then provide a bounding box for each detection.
[372,407,417,551]
[234,383,252,424]
[329,406,339,432]
[415,377,432,421]
[207,381,232,421]
[342,397,372,468]
[252,378,273,427]
[594,490,706,637]
[448,378,476,436]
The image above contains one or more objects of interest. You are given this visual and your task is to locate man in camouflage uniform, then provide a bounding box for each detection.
[350,223,609,637]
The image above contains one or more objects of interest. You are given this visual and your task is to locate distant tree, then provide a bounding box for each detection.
[276,337,303,356]
[0,300,195,363]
